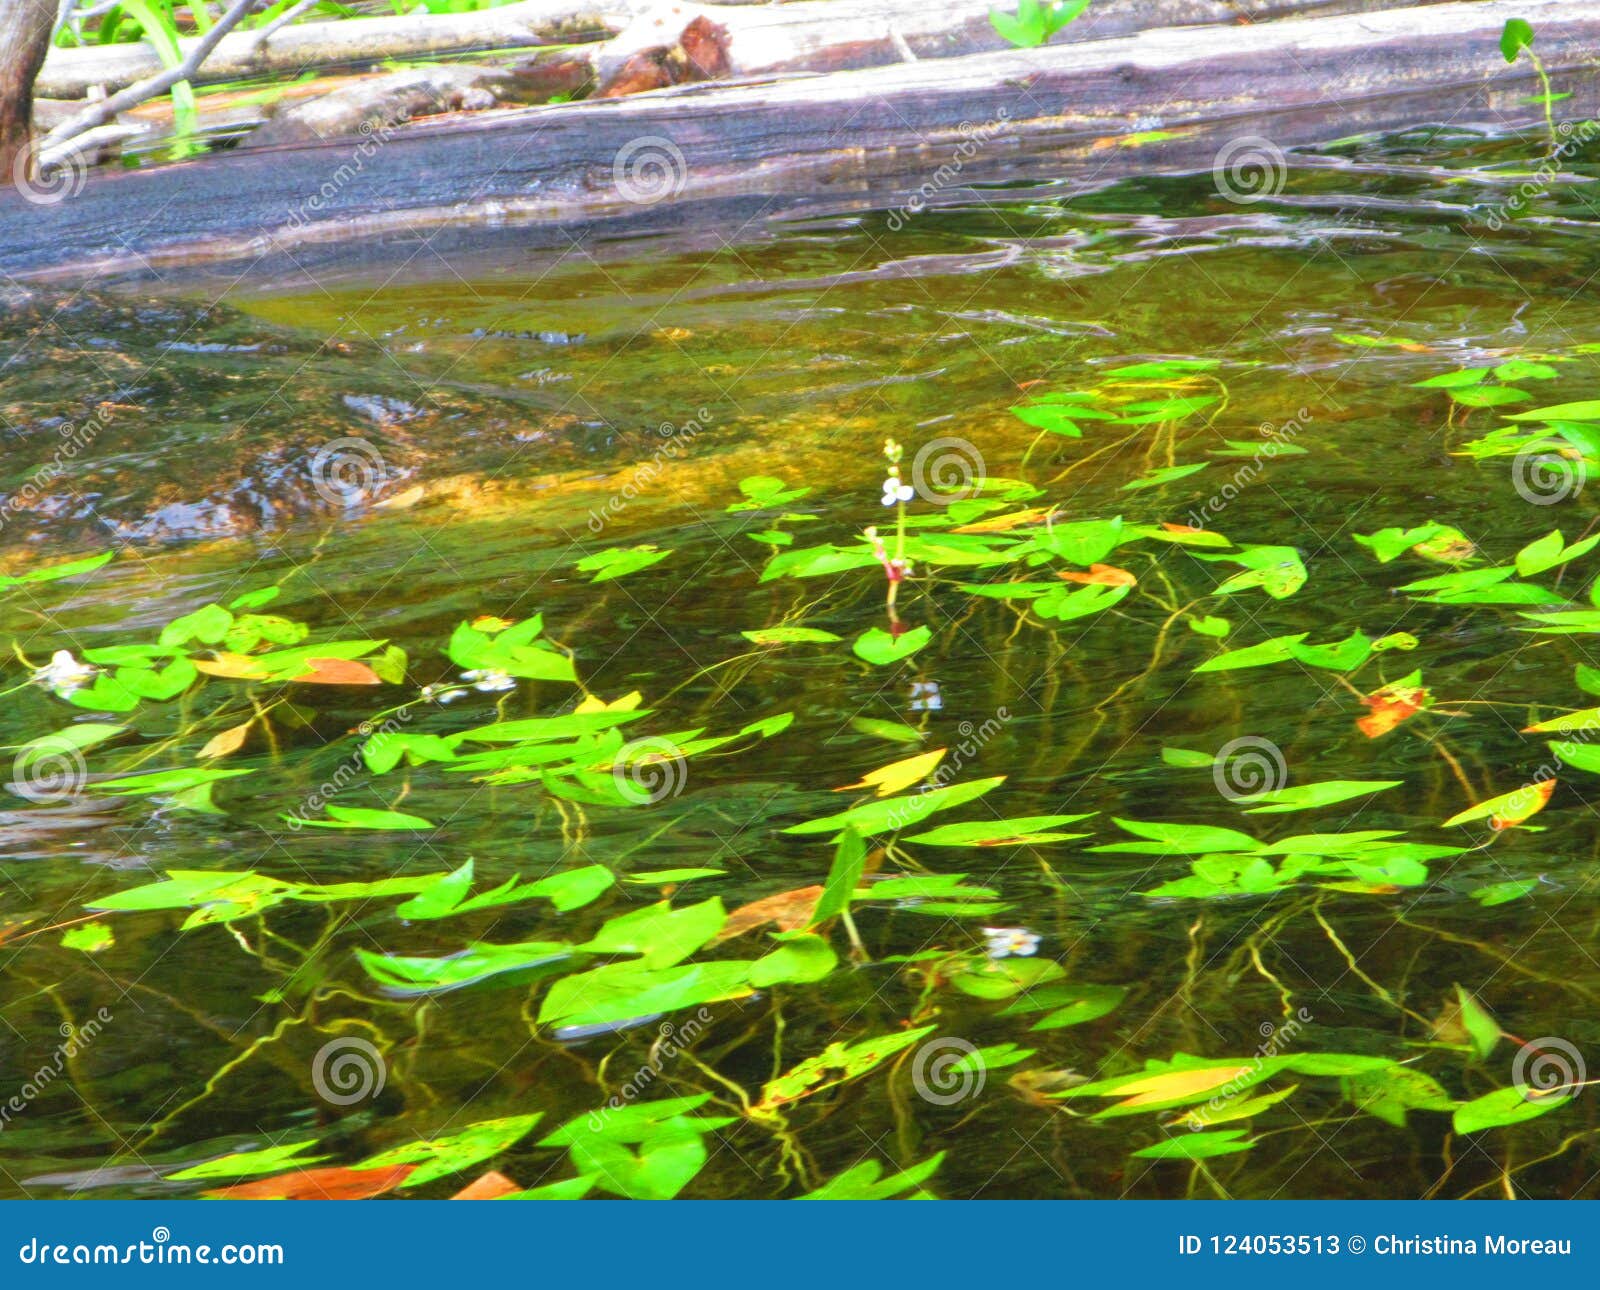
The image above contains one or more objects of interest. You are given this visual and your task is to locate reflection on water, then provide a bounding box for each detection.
[3,128,1600,1198]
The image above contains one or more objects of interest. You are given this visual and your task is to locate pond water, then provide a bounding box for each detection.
[4,126,1600,1200]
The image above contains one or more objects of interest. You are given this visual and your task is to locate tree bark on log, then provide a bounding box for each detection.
[3,0,1596,283]
[0,0,59,187]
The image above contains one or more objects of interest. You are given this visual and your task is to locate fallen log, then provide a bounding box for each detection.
[34,0,1459,100]
[3,0,1596,284]
[243,65,521,147]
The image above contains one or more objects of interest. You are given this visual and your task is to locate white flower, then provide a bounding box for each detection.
[982,926,1040,959]
[460,668,516,693]
[909,679,942,712]
[31,650,98,697]
[881,477,915,507]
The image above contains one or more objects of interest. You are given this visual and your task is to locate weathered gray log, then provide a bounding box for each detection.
[34,0,1457,100]
[243,65,519,147]
[3,0,1596,284]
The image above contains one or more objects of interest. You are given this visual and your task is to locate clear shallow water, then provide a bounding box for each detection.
[4,128,1600,1198]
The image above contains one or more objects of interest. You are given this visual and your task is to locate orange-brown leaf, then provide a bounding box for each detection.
[1356,684,1429,739]
[451,1170,520,1199]
[1057,563,1136,587]
[206,1164,413,1200]
[716,885,824,942]
[289,658,382,686]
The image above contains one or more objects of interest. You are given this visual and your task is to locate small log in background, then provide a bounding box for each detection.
[0,0,1594,283]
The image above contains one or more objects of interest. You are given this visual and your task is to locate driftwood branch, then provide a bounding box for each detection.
[39,0,256,155]
[34,0,642,100]
[34,0,1459,100]
[2,0,1595,283]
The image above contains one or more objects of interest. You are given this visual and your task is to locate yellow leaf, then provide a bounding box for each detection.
[834,748,946,797]
[575,691,644,714]
[192,653,270,680]
[197,720,252,760]
[1101,1065,1255,1108]
[1442,779,1554,829]
[951,507,1059,534]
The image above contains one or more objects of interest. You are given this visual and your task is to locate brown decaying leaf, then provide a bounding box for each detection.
[205,1163,414,1200]
[1057,563,1136,587]
[192,655,381,685]
[451,1170,520,1199]
[289,658,382,686]
[1356,684,1429,739]
[715,885,824,942]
